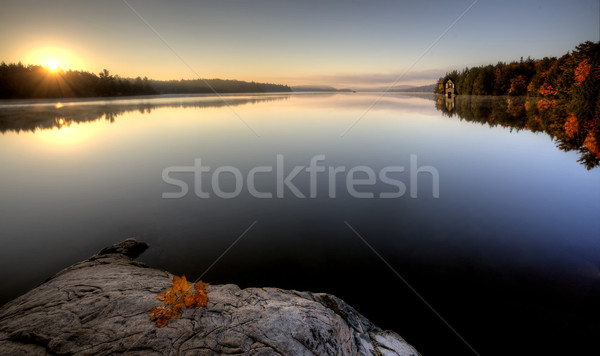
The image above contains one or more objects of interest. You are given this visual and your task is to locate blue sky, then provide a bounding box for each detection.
[1,0,597,87]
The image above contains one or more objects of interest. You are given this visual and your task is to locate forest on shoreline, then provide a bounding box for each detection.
[436,41,600,164]
[0,63,291,99]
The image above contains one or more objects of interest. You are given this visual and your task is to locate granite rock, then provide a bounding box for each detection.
[0,239,419,356]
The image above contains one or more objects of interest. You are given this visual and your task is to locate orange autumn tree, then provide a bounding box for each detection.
[149,275,209,327]
[584,133,600,158]
[508,75,528,96]
[574,58,591,86]
[564,113,579,139]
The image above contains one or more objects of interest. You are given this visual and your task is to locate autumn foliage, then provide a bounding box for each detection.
[508,75,528,96]
[564,114,579,139]
[149,275,209,327]
[538,84,558,97]
[574,58,591,86]
[436,41,600,169]
[584,133,600,159]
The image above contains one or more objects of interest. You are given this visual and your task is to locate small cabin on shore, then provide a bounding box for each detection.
[445,80,455,98]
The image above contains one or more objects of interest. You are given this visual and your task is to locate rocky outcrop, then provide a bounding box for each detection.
[0,239,419,355]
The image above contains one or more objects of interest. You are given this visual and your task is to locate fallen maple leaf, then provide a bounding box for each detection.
[149,275,209,327]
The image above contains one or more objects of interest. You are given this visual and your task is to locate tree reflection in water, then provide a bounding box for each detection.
[0,95,289,134]
[436,95,599,170]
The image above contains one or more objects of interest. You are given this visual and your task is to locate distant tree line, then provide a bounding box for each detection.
[150,79,291,94]
[0,63,157,98]
[0,62,292,99]
[436,41,600,165]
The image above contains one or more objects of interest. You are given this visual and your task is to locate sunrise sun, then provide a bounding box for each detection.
[46,60,59,71]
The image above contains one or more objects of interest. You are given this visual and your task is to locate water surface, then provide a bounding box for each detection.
[1,93,598,355]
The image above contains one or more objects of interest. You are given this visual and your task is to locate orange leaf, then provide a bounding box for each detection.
[172,275,193,294]
[165,307,181,319]
[173,299,185,310]
[194,281,210,292]
[149,275,210,328]
[194,293,208,307]
[184,293,196,308]
[155,318,168,328]
[149,305,166,321]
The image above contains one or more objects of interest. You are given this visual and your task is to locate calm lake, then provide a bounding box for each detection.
[1,93,599,355]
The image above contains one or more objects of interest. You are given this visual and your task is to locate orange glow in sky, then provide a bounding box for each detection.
[24,46,82,73]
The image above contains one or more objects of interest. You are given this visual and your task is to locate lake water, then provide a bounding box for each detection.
[1,93,599,355]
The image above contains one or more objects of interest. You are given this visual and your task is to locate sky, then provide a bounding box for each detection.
[0,0,598,88]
